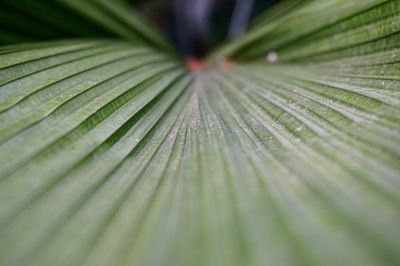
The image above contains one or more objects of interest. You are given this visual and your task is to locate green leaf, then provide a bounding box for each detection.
[214,0,400,60]
[0,1,399,266]
[0,0,174,52]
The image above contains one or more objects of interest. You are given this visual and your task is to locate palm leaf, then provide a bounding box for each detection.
[0,0,173,52]
[0,1,399,266]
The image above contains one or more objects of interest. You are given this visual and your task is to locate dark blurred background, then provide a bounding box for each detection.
[130,0,281,57]
[0,0,280,57]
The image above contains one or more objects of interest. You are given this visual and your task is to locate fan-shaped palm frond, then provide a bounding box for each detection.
[0,1,399,266]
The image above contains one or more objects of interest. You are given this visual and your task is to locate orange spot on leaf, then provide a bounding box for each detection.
[222,58,235,70]
[186,57,207,72]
